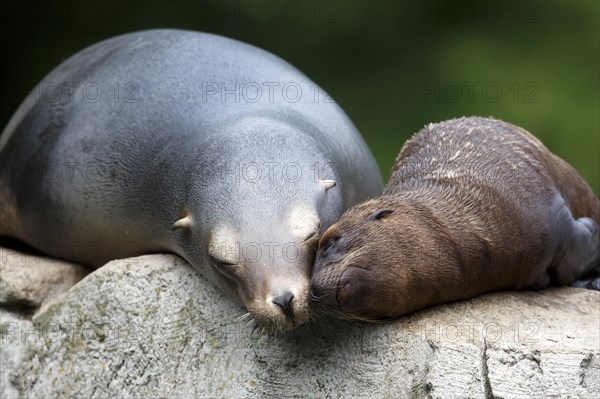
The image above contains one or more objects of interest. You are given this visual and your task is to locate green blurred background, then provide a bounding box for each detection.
[2,0,598,194]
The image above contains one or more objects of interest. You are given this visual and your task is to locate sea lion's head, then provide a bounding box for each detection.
[173,117,346,333]
[204,204,323,333]
[309,197,440,321]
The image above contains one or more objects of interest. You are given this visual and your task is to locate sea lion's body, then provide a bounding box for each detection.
[0,29,384,331]
[310,117,599,321]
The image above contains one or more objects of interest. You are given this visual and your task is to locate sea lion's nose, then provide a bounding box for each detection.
[272,291,294,319]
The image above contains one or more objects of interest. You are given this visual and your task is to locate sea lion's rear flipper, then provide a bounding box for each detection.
[569,275,600,290]
[565,216,600,291]
[550,209,600,288]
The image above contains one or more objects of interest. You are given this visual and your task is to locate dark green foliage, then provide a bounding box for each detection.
[2,0,597,194]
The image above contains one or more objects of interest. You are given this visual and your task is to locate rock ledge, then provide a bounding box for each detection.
[1,248,598,398]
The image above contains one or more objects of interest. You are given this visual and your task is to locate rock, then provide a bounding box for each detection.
[0,248,598,398]
[0,311,29,399]
[0,247,90,311]
[0,247,90,399]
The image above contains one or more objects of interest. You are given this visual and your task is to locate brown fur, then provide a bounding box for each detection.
[0,173,26,240]
[310,117,600,321]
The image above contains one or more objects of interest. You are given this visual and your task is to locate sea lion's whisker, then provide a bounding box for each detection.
[236,312,252,322]
[251,323,260,336]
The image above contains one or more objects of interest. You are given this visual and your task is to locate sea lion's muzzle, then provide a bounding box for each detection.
[243,266,311,332]
[308,257,343,312]
[310,263,370,316]
[336,266,370,314]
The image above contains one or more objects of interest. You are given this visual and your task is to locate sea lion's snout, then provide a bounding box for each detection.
[310,200,410,321]
[207,223,314,332]
[310,259,373,317]
[336,266,370,314]
[308,274,339,311]
[248,277,310,332]
[202,204,332,333]
[309,225,351,313]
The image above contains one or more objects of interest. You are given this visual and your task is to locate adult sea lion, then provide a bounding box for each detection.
[0,29,384,332]
[310,116,599,321]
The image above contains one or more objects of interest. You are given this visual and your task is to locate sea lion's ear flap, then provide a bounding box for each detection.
[368,209,394,221]
[322,180,337,191]
[172,215,193,230]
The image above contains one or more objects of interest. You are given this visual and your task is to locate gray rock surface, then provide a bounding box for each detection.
[1,247,598,398]
[0,248,89,310]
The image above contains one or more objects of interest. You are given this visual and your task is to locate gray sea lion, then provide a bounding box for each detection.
[310,117,599,321]
[0,29,384,332]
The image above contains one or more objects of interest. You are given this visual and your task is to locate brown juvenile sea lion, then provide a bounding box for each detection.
[309,116,600,321]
